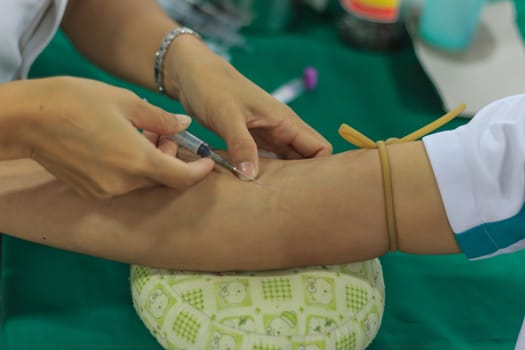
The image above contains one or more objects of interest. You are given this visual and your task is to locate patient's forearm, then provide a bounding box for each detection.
[0,142,458,271]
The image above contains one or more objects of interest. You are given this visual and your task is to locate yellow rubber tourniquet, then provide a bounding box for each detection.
[338,104,466,251]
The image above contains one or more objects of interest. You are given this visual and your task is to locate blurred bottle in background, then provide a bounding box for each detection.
[419,0,486,51]
[159,0,410,52]
[337,0,404,51]
[231,0,295,34]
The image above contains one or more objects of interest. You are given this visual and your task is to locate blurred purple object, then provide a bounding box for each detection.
[271,66,318,104]
[302,66,318,91]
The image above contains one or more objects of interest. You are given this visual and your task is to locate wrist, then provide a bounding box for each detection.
[155,27,205,99]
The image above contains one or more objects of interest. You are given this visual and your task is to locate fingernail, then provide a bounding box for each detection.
[238,162,256,179]
[174,114,192,129]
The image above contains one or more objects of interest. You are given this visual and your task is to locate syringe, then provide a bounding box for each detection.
[168,130,256,182]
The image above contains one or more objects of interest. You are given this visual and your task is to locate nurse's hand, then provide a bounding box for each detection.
[6,77,214,198]
[163,36,333,179]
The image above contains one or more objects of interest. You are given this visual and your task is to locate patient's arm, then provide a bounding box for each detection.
[0,141,459,271]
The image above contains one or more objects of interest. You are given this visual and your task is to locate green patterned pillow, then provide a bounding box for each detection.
[131,260,384,350]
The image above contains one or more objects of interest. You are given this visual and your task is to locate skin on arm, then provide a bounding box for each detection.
[61,0,179,90]
[388,142,459,254]
[0,141,459,271]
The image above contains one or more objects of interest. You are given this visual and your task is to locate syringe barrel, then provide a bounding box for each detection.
[169,131,212,158]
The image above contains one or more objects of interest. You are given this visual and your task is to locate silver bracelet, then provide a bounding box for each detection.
[154,27,201,94]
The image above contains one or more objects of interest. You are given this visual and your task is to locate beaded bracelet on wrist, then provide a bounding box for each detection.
[154,27,201,94]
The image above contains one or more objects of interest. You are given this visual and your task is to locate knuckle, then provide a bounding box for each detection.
[128,95,150,118]
[85,186,108,199]
[283,105,300,119]
[132,151,156,174]
[136,97,149,112]
[176,169,206,189]
[158,112,174,130]
[122,87,140,100]
[93,183,117,199]
[92,175,129,199]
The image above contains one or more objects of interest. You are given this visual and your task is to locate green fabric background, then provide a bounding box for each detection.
[2,2,525,349]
